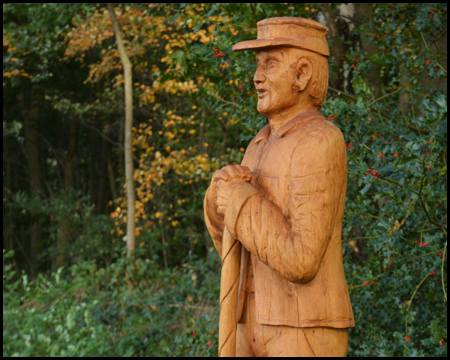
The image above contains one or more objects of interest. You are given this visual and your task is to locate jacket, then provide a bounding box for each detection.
[204,108,355,328]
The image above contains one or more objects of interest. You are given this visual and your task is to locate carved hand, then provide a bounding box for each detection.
[212,165,254,215]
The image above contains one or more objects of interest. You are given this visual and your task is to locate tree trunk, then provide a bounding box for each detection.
[320,3,346,91]
[63,115,79,191]
[108,3,136,257]
[354,3,383,99]
[55,114,79,269]
[20,87,46,276]
[4,138,14,254]
[97,133,108,214]
[107,149,118,201]
[88,129,97,209]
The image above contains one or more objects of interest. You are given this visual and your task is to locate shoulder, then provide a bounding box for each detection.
[289,117,346,162]
[302,116,344,138]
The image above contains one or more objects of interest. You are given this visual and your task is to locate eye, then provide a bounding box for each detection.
[267,59,276,68]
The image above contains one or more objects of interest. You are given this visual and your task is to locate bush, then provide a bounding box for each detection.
[3,249,221,356]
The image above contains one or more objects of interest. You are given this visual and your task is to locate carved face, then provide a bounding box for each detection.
[254,48,301,117]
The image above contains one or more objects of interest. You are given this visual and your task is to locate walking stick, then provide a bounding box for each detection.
[218,227,241,357]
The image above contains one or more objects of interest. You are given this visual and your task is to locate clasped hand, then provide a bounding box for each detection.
[212,165,254,216]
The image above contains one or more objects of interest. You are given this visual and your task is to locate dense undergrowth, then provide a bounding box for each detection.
[3,249,220,357]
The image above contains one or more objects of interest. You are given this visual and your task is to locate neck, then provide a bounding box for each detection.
[267,102,315,132]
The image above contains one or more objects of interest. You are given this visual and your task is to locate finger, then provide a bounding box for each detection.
[219,165,236,178]
[212,169,228,182]
[232,165,253,178]
[217,204,226,215]
[240,165,253,176]
[228,166,251,180]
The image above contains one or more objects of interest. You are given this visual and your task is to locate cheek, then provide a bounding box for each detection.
[268,73,292,98]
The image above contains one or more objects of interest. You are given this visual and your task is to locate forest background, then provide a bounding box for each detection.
[3,3,447,357]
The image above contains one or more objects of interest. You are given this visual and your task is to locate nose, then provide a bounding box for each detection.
[253,65,265,85]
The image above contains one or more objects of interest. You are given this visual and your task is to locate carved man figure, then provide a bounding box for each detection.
[204,17,355,357]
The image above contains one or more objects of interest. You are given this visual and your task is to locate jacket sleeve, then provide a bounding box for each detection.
[224,128,346,283]
[203,182,258,259]
[204,185,225,258]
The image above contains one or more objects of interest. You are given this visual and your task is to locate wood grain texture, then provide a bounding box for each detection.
[205,16,354,357]
[218,229,240,357]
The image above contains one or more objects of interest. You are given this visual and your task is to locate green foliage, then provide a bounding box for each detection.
[3,2,447,357]
[320,3,447,356]
[6,189,119,269]
[3,249,221,356]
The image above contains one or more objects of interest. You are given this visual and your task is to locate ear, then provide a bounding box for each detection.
[292,58,312,92]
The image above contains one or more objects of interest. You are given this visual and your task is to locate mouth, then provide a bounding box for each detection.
[256,89,267,98]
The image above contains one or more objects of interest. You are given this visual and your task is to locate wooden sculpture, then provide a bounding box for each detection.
[204,17,355,357]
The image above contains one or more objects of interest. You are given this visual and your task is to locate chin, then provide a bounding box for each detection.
[257,102,270,116]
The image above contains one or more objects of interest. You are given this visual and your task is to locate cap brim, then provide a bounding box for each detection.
[233,38,294,51]
[232,37,329,57]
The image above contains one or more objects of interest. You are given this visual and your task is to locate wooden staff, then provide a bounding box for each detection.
[218,228,241,357]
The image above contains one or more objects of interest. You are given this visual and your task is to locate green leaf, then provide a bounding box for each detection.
[377,164,396,173]
[360,183,371,195]
[193,21,204,33]
[175,50,187,75]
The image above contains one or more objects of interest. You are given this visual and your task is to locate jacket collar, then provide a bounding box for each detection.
[254,108,322,143]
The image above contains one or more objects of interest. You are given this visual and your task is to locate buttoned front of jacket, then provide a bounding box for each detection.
[204,108,355,328]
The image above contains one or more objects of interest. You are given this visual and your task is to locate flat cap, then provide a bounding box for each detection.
[233,17,329,57]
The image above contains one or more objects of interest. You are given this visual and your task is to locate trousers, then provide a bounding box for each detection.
[236,293,349,357]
